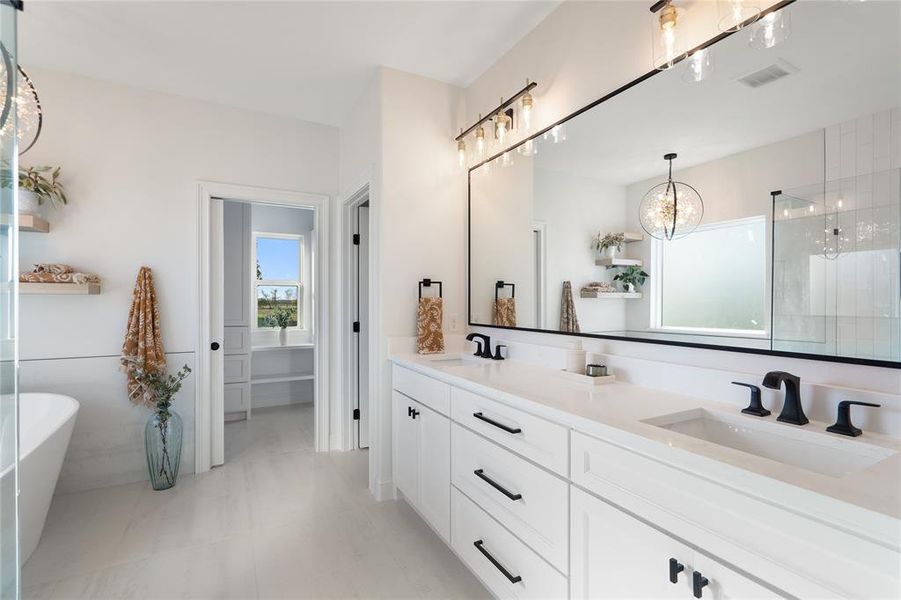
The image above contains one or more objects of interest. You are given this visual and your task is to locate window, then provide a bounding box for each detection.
[253,233,303,329]
[653,216,766,335]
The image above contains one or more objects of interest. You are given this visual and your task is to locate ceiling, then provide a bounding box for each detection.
[512,0,900,186]
[18,0,560,126]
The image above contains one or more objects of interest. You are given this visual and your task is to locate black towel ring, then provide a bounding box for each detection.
[419,278,443,299]
[495,280,515,301]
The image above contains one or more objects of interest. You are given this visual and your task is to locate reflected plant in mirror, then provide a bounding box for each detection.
[468,0,900,366]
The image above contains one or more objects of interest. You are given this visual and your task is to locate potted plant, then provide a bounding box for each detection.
[613,265,649,293]
[124,358,191,491]
[263,289,297,345]
[18,166,67,215]
[593,232,625,259]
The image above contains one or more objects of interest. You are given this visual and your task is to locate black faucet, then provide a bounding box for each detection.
[465,333,494,359]
[762,371,808,425]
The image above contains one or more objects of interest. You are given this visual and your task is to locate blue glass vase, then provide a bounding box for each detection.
[144,409,183,490]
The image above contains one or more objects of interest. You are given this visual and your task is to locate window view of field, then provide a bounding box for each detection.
[256,285,300,327]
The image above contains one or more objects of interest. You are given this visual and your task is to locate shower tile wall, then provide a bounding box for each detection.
[774,108,901,361]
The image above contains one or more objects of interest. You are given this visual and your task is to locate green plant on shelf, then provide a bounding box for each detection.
[613,265,649,291]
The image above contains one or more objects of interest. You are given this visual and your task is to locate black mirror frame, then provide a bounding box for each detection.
[466,0,900,370]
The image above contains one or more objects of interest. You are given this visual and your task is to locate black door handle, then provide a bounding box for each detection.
[693,571,709,598]
[669,558,685,584]
[210,342,220,351]
[474,469,522,501]
[473,540,522,584]
[473,412,522,434]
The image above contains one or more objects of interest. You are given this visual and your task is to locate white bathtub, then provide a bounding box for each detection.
[14,393,78,564]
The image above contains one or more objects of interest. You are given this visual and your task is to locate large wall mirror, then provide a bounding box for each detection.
[469,0,900,367]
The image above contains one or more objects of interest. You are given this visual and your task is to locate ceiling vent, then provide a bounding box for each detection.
[736,59,798,88]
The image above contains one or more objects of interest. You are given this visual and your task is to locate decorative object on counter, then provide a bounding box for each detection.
[565,339,587,374]
[593,232,625,259]
[417,278,445,354]
[494,280,516,327]
[559,280,580,333]
[613,265,649,293]
[121,266,166,405]
[16,165,66,215]
[261,288,296,346]
[123,356,191,491]
[639,153,703,240]
[586,363,608,377]
[19,263,100,285]
[0,50,42,155]
[558,367,615,386]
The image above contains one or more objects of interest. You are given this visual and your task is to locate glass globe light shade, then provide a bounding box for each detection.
[639,154,704,240]
[0,59,42,155]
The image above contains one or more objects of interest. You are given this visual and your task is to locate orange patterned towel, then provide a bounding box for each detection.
[417,297,445,354]
[20,271,100,284]
[494,298,516,327]
[121,266,166,406]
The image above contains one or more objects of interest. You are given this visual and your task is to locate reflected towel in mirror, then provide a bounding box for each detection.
[560,281,580,333]
[494,297,517,327]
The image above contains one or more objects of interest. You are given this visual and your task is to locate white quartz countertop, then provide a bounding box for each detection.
[391,352,901,541]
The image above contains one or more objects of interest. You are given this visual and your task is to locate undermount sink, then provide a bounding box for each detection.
[644,408,896,478]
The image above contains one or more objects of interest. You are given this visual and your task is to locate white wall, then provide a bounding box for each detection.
[20,68,338,493]
[464,0,900,399]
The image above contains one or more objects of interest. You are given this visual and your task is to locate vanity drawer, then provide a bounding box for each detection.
[224,354,251,384]
[452,487,568,600]
[392,365,450,416]
[452,387,568,476]
[452,424,568,573]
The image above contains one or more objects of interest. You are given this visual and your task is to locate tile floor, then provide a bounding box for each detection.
[23,404,488,599]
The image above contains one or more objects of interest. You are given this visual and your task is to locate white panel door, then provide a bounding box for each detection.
[393,391,419,504]
[417,404,450,541]
[570,486,692,599]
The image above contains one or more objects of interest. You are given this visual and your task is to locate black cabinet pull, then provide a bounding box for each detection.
[473,540,522,584]
[692,571,709,598]
[407,406,413,418]
[474,469,522,501]
[473,412,521,434]
[411,409,420,419]
[669,558,685,584]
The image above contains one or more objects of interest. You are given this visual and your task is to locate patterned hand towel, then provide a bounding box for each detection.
[32,263,73,274]
[417,297,445,354]
[494,297,517,327]
[121,266,167,406]
[560,281,581,333]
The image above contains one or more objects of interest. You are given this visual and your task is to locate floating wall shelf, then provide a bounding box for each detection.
[0,214,49,233]
[580,290,642,299]
[619,232,644,243]
[596,257,643,269]
[251,373,315,385]
[21,282,101,295]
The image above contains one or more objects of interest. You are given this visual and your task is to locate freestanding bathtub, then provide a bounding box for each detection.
[15,393,78,564]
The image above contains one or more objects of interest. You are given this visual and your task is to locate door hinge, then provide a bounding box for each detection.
[352,233,360,245]
[353,408,361,420]
[352,321,360,333]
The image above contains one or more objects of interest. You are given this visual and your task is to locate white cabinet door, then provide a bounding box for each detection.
[417,404,450,542]
[393,391,419,504]
[571,486,693,599]
[692,554,779,600]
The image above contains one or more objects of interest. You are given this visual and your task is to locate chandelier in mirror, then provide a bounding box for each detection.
[0,45,42,155]
[639,153,704,240]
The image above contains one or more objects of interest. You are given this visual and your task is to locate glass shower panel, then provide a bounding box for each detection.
[0,1,17,596]
[773,170,901,361]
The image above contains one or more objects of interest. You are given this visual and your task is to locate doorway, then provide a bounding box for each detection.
[195,182,330,474]
[346,188,371,451]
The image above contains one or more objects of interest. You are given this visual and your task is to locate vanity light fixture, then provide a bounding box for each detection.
[454,81,537,167]
[749,6,791,49]
[717,0,761,32]
[639,153,704,241]
[457,132,467,168]
[683,48,713,83]
[650,0,683,70]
